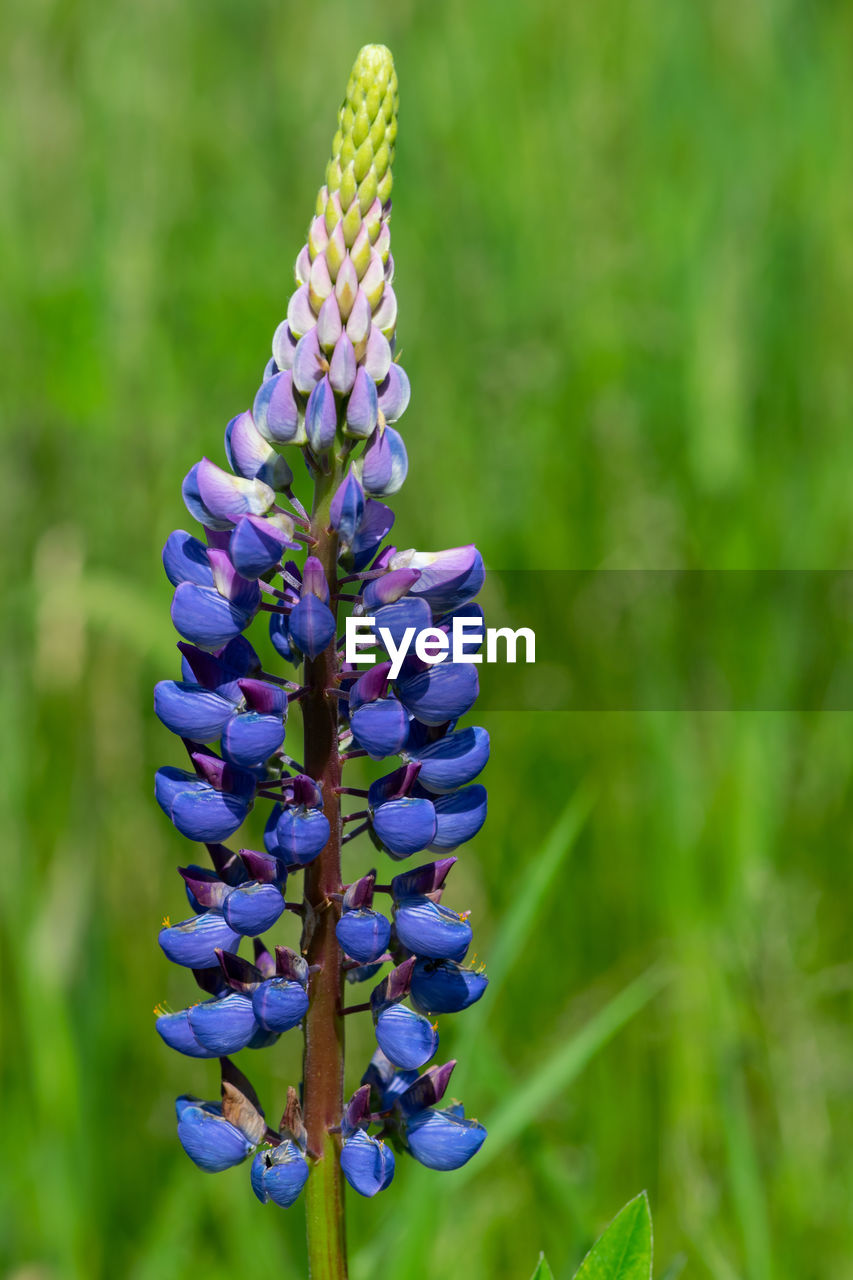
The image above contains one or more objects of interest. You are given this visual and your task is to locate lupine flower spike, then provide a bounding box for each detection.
[153,45,489,1278]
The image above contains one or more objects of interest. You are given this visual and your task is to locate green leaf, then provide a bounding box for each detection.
[530,1255,555,1280]
[573,1193,653,1280]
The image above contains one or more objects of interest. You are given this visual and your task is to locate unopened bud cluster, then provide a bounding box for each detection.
[153,45,487,1209]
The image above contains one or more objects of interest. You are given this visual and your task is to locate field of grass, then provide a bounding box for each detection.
[2,1,853,1276]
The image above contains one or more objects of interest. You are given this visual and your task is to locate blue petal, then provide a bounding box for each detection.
[410,959,488,1014]
[253,371,302,444]
[182,463,234,532]
[404,546,485,614]
[154,680,236,742]
[229,515,296,579]
[429,785,488,850]
[269,612,296,663]
[253,1141,310,1206]
[250,1150,268,1202]
[350,499,394,572]
[377,363,410,423]
[274,807,330,866]
[335,909,391,963]
[162,530,215,588]
[373,597,431,651]
[195,457,275,522]
[171,582,257,652]
[155,1009,218,1058]
[329,472,365,550]
[395,663,479,727]
[288,596,336,659]
[222,882,285,935]
[177,1104,252,1172]
[221,711,285,769]
[345,366,379,438]
[305,375,338,452]
[405,1107,486,1171]
[340,1130,395,1197]
[393,896,472,962]
[252,978,310,1033]
[158,911,241,968]
[375,1004,439,1070]
[224,411,293,489]
[412,727,490,793]
[371,797,436,859]
[349,698,409,759]
[157,772,251,843]
[188,992,259,1054]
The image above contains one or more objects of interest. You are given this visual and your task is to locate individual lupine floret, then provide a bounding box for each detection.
[186,991,261,1055]
[251,946,311,1033]
[176,1059,268,1173]
[252,1140,311,1206]
[158,911,240,968]
[360,1053,486,1172]
[424,784,488,851]
[339,1085,395,1197]
[179,865,286,937]
[403,725,490,793]
[389,546,485,614]
[267,775,330,866]
[288,556,337,659]
[155,675,287,769]
[335,871,391,963]
[367,763,436,858]
[403,1104,487,1172]
[348,666,409,758]
[370,958,439,1070]
[393,895,473,962]
[169,543,262,652]
[177,1097,255,1172]
[410,958,488,1015]
[394,659,479,727]
[251,1089,311,1208]
[154,744,256,842]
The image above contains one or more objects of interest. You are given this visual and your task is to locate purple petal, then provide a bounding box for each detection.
[316,294,342,353]
[346,288,371,347]
[229,514,297,580]
[253,371,303,445]
[329,333,357,396]
[363,327,392,383]
[272,321,298,372]
[163,530,215,588]
[225,411,292,490]
[292,328,325,396]
[305,375,338,452]
[195,458,275,522]
[171,583,257,651]
[377,364,411,424]
[287,284,317,337]
[329,472,365,551]
[345,367,379,439]
[154,680,235,741]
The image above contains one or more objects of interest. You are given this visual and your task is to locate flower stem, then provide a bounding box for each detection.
[302,462,347,1280]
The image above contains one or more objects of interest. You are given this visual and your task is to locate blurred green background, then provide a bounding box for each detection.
[3,1,853,1276]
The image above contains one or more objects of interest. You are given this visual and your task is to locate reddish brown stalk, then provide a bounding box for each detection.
[301,468,347,1280]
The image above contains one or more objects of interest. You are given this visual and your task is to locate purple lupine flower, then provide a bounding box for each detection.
[404,1105,487,1171]
[151,47,488,1259]
[251,1141,311,1206]
[340,1128,395,1197]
